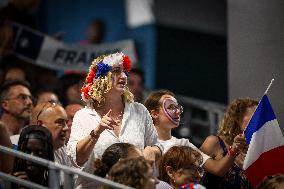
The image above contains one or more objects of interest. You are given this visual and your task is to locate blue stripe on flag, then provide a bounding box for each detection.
[244,95,276,144]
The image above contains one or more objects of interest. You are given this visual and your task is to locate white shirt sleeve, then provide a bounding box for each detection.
[66,108,99,168]
[143,104,159,147]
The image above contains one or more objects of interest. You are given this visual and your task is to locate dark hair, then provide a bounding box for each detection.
[130,68,145,84]
[102,157,151,189]
[257,174,284,189]
[159,146,202,184]
[89,18,105,43]
[0,79,31,103]
[144,89,175,112]
[35,88,60,105]
[94,143,136,177]
[13,125,54,187]
[57,73,85,106]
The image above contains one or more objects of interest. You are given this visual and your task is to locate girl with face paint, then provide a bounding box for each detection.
[145,90,247,187]
[161,97,183,126]
[145,90,207,157]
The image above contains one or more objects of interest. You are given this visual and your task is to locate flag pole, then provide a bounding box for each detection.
[264,78,275,95]
[244,79,275,134]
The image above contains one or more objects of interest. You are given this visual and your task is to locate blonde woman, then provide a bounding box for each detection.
[200,98,258,189]
[67,53,161,188]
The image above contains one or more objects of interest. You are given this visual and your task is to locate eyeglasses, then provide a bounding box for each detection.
[5,94,35,103]
[178,165,203,181]
[187,166,203,176]
[165,103,184,114]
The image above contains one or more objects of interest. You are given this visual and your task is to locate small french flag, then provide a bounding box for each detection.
[244,94,284,187]
[180,182,206,189]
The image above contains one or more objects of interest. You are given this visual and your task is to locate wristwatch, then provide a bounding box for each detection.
[90,130,100,141]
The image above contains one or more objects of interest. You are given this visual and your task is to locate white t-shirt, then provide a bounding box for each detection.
[155,180,172,189]
[54,145,73,167]
[158,136,211,166]
[54,145,74,186]
[10,134,19,149]
[67,102,158,188]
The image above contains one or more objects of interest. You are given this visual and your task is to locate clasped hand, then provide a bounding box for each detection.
[231,134,247,154]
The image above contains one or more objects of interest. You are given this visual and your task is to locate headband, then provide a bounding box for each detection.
[81,52,132,104]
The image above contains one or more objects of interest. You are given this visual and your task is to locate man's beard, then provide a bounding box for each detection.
[11,109,31,122]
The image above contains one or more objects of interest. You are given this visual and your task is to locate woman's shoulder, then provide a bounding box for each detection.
[128,102,148,112]
[200,135,222,156]
[203,135,220,145]
[73,106,97,118]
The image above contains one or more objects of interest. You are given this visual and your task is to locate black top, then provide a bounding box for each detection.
[202,136,253,189]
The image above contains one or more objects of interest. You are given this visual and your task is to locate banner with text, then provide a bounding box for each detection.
[11,23,137,72]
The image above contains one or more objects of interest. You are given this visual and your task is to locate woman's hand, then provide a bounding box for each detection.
[13,171,29,180]
[231,134,246,156]
[97,109,119,133]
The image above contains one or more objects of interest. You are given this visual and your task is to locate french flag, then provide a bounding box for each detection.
[244,95,284,187]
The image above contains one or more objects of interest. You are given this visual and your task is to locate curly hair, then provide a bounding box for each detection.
[102,157,151,189]
[82,54,133,108]
[218,98,258,145]
[158,146,203,184]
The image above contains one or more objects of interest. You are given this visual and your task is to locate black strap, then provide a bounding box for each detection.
[217,136,228,156]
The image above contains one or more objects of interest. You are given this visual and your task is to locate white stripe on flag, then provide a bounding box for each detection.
[243,119,284,169]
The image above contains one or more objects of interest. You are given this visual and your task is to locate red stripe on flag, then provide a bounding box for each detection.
[244,145,284,188]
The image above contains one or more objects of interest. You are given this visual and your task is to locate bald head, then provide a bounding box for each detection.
[31,102,68,150]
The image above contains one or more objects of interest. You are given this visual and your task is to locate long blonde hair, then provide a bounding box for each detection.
[218,98,258,145]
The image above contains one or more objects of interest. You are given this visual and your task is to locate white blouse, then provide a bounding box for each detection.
[158,136,211,166]
[67,102,158,188]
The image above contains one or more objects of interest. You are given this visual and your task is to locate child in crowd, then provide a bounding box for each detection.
[101,156,158,189]
[158,146,205,189]
[144,90,246,181]
[12,125,54,188]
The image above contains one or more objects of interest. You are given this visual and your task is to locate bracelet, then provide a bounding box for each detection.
[90,130,100,141]
[228,146,239,157]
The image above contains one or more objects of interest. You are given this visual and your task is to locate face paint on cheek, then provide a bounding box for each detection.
[111,73,117,87]
[162,99,180,125]
[124,71,129,78]
[123,72,128,86]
